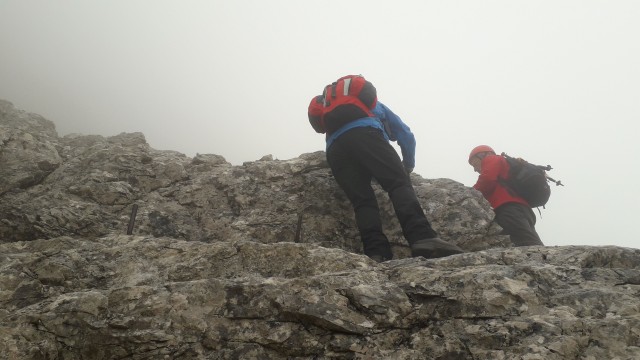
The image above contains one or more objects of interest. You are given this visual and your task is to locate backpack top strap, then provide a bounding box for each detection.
[342,77,352,96]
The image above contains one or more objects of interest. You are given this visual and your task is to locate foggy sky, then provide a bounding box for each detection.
[1,1,639,249]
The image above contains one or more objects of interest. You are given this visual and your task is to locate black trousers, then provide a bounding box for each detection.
[494,202,544,246]
[326,127,438,259]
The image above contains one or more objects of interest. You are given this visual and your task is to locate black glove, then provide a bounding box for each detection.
[404,164,414,175]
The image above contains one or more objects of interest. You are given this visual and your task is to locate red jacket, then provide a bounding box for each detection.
[473,154,529,209]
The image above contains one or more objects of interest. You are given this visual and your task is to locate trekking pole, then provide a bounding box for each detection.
[546,176,564,186]
[127,204,139,235]
[294,210,304,243]
[294,204,314,243]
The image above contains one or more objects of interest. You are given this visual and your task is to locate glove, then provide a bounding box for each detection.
[404,165,414,175]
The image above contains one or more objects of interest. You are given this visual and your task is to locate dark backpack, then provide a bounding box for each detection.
[500,153,559,208]
[308,75,377,134]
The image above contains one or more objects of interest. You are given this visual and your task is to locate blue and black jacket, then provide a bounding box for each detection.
[325,102,417,169]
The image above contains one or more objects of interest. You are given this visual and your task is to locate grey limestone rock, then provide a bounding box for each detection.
[1,99,638,359]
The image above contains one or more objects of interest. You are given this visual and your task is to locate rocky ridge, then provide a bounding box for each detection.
[1,99,639,359]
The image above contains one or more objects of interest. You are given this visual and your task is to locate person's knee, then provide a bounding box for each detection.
[387,183,417,203]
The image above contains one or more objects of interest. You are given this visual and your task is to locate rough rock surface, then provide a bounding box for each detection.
[0,99,507,255]
[1,99,639,359]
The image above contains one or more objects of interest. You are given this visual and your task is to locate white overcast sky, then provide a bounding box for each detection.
[1,1,638,249]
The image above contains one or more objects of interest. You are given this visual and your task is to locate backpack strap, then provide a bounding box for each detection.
[341,77,352,95]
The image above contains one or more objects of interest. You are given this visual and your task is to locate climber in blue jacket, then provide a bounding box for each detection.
[309,83,464,262]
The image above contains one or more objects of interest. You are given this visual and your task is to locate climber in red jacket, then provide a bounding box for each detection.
[468,145,544,247]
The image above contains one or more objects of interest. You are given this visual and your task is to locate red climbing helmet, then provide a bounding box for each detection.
[468,145,495,164]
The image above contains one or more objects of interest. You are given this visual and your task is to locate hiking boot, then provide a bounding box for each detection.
[410,237,464,259]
